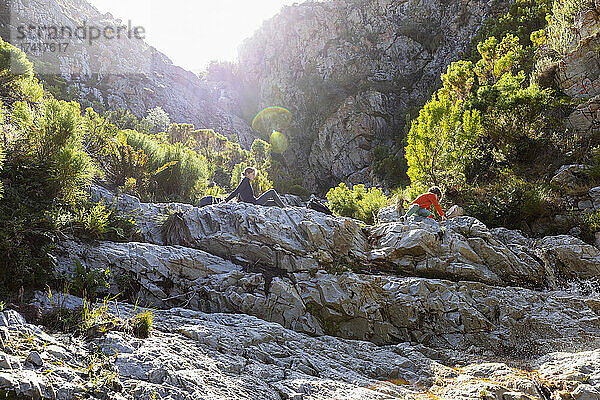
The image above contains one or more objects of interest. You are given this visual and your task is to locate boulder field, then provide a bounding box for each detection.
[2,187,600,398]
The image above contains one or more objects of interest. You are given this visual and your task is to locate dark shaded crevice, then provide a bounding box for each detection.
[242,261,291,296]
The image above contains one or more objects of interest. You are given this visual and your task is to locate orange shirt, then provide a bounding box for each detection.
[411,193,444,217]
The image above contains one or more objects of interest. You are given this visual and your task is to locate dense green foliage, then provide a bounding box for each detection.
[406,93,482,188]
[0,37,34,91]
[326,183,389,224]
[0,38,106,294]
[403,0,581,231]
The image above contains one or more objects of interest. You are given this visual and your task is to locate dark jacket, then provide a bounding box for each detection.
[224,177,256,204]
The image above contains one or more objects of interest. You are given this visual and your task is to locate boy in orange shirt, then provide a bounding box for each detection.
[403,186,447,222]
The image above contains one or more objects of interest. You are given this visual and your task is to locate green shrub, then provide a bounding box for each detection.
[126,130,208,202]
[326,183,390,224]
[73,202,111,238]
[405,92,482,188]
[131,311,154,339]
[68,201,138,242]
[167,123,194,144]
[356,186,389,224]
[0,37,34,89]
[51,146,97,203]
[82,107,119,161]
[469,0,552,65]
[105,108,140,131]
[463,176,556,230]
[326,183,359,219]
[0,155,57,295]
[578,210,600,244]
[106,141,149,190]
[13,99,97,203]
[251,138,271,169]
[71,261,111,301]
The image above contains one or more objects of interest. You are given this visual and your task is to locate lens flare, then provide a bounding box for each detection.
[270,130,289,154]
[251,106,292,135]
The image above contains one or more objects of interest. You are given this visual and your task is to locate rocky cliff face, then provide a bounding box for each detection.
[1,0,257,146]
[556,4,600,137]
[3,0,510,190]
[237,0,508,190]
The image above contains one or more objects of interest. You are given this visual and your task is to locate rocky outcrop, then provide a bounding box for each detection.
[536,235,600,281]
[556,6,600,137]
[237,0,509,190]
[48,188,600,358]
[556,8,600,100]
[91,187,554,287]
[0,297,599,400]
[56,238,600,353]
[541,164,600,243]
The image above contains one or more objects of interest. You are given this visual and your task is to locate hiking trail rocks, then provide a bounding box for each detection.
[50,188,600,357]
[0,296,598,400]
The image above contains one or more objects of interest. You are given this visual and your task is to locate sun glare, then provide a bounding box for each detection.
[87,0,300,72]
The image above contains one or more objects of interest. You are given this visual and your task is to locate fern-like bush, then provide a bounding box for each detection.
[126,130,208,202]
[0,37,34,91]
[326,183,389,224]
[68,201,138,242]
[12,99,97,203]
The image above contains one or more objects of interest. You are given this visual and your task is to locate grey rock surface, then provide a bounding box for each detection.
[0,301,599,400]
[536,235,600,281]
[57,237,600,353]
[377,205,401,224]
[90,187,553,288]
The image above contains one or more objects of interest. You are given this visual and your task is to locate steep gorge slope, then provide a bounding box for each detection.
[1,0,257,146]
[5,0,509,192]
[237,0,509,191]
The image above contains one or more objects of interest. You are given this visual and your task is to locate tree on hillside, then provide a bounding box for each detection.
[140,107,171,134]
[405,93,482,188]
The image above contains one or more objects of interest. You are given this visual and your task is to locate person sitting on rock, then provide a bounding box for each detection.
[402,186,447,222]
[223,167,286,207]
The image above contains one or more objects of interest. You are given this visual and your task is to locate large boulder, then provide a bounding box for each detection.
[55,240,242,308]
[90,185,368,273]
[91,187,552,288]
[368,217,548,288]
[536,235,600,281]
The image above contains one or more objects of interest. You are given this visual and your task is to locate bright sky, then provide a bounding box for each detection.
[87,0,301,73]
